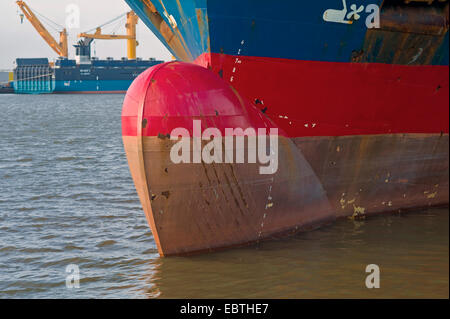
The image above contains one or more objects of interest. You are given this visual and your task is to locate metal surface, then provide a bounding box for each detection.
[16,1,68,58]
[359,0,449,64]
[122,62,449,256]
[13,57,163,94]
[78,11,140,60]
[125,0,449,65]
[121,0,449,256]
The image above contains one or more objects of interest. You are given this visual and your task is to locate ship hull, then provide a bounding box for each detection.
[123,132,448,256]
[122,62,448,256]
[54,80,131,94]
[195,52,449,136]
[13,58,163,94]
[122,0,449,256]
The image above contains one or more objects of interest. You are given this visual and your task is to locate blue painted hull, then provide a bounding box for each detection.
[13,80,132,94]
[13,57,164,94]
[125,0,448,65]
[54,80,133,93]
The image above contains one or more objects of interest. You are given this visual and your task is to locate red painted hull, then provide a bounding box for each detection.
[122,62,449,256]
[196,53,449,137]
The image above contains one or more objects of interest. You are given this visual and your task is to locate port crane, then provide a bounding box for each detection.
[78,11,139,60]
[16,1,68,58]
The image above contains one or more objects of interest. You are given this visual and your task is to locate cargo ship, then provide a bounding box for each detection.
[14,2,163,94]
[14,54,162,94]
[121,0,449,256]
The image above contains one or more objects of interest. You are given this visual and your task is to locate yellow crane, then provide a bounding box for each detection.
[78,11,139,60]
[16,1,68,58]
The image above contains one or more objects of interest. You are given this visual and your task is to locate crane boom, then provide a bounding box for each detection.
[16,1,68,58]
[79,28,133,40]
[78,11,139,60]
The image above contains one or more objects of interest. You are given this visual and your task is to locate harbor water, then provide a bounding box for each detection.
[0,94,448,298]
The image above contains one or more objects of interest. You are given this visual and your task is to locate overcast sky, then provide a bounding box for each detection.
[0,0,172,70]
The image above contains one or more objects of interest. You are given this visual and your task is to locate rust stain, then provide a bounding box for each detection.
[340,196,357,209]
[161,190,171,199]
[160,0,193,60]
[196,9,204,41]
[196,8,210,52]
[340,194,346,209]
[357,0,449,64]
[195,8,211,52]
[141,0,192,61]
[175,0,186,25]
[350,205,366,220]
[426,191,438,198]
[228,164,249,209]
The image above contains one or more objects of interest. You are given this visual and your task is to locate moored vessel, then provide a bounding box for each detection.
[13,56,162,94]
[122,0,449,256]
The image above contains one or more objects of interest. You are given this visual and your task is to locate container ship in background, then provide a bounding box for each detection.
[13,1,163,94]
[121,0,449,256]
[14,52,162,94]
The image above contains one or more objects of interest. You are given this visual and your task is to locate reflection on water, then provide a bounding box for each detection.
[0,94,448,298]
[145,210,448,299]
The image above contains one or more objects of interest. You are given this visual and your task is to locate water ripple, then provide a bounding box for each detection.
[0,94,447,299]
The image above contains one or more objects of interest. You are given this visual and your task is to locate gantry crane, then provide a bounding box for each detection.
[78,11,139,60]
[16,1,68,58]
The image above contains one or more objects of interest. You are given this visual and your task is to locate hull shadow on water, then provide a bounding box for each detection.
[142,209,449,299]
